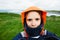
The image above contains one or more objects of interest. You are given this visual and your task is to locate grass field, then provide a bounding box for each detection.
[0,12,60,40]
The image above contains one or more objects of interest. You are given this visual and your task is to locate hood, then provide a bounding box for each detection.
[21,6,47,25]
[20,6,47,36]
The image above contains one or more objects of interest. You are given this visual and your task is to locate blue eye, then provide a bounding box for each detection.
[28,19,32,21]
[36,18,39,21]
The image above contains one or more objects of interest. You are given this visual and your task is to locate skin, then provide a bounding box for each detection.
[26,11,41,28]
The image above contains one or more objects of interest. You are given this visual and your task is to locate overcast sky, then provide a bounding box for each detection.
[0,0,60,12]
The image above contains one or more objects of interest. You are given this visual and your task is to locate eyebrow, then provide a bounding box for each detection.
[27,18,40,19]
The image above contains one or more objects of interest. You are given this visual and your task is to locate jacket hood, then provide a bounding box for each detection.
[21,6,47,25]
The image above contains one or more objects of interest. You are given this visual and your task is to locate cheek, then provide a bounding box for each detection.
[26,21,32,26]
[36,20,41,26]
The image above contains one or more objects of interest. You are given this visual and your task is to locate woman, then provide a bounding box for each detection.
[13,6,60,40]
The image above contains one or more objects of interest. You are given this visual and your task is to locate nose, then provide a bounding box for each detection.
[31,20,36,26]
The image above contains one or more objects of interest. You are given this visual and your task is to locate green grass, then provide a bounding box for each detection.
[45,16,60,37]
[0,12,60,40]
[0,13,23,40]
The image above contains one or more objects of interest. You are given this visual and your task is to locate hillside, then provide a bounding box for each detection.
[0,12,60,40]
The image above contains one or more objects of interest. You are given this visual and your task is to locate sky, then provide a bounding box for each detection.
[0,0,60,12]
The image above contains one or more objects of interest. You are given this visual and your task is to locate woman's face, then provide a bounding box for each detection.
[26,11,41,28]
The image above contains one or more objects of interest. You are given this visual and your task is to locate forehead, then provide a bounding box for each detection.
[26,11,41,19]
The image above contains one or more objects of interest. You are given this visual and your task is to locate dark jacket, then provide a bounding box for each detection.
[13,30,60,40]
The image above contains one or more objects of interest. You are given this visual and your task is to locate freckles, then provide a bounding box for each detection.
[37,20,41,25]
[27,21,31,25]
